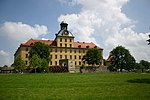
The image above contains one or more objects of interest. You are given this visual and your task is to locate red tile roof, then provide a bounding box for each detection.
[74,41,103,49]
[21,38,56,47]
[21,38,103,50]
[107,55,112,62]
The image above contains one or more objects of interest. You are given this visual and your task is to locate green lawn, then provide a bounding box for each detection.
[0,73,150,100]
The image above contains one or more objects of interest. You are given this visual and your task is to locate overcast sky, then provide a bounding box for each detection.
[0,0,150,66]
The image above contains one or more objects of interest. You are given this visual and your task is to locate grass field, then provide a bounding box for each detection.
[0,73,150,100]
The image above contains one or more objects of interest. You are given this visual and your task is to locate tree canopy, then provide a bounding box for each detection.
[82,48,103,66]
[29,42,50,62]
[30,54,41,73]
[12,57,25,73]
[140,60,150,69]
[29,42,50,73]
[3,65,8,67]
[109,46,135,71]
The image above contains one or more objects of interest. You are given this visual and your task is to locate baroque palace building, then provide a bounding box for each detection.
[14,22,103,72]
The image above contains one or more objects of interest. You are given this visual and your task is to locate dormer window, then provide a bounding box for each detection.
[86,45,89,48]
[30,43,33,45]
[94,46,97,48]
[78,45,81,48]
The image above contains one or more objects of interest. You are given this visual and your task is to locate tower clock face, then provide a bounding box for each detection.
[64,31,69,35]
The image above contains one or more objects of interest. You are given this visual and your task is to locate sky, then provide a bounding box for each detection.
[0,0,150,66]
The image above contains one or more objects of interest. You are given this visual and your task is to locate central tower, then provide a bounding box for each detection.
[55,22,74,48]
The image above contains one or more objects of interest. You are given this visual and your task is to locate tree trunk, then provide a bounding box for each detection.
[142,68,143,73]
[35,67,36,73]
[120,68,122,72]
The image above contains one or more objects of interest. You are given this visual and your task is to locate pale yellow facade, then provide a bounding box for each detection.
[14,22,103,68]
[15,43,89,67]
[49,47,87,67]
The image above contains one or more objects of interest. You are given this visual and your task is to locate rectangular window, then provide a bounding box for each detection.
[65,49,67,53]
[50,48,52,52]
[25,60,28,65]
[70,44,72,48]
[74,49,76,53]
[55,55,57,59]
[74,55,76,59]
[60,43,62,47]
[79,50,81,53]
[75,61,76,65]
[70,55,72,59]
[83,61,85,64]
[70,39,72,42]
[26,47,28,51]
[50,61,52,65]
[50,55,52,59]
[70,49,72,53]
[65,55,67,59]
[60,38,62,42]
[55,49,57,52]
[26,54,28,58]
[60,49,62,53]
[65,44,67,47]
[65,39,67,42]
[79,61,81,65]
[79,56,81,59]
[55,61,57,65]
[83,50,85,53]
[60,55,62,59]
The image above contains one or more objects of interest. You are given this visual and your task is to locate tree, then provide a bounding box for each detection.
[82,48,103,66]
[29,42,50,62]
[110,46,135,72]
[140,60,150,70]
[12,57,25,73]
[3,65,8,67]
[41,59,49,72]
[30,54,41,73]
[29,42,50,73]
[133,63,144,72]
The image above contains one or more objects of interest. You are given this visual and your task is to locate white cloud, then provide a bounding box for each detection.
[0,21,48,66]
[0,50,9,57]
[0,21,48,42]
[0,50,11,66]
[42,38,49,40]
[58,0,150,62]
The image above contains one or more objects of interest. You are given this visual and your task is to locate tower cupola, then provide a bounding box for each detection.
[60,21,68,30]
